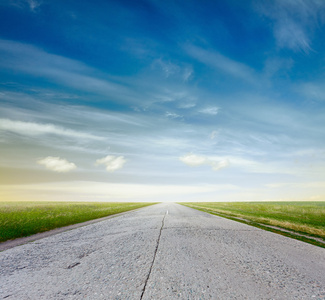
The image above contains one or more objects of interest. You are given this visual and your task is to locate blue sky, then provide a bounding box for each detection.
[1,0,325,202]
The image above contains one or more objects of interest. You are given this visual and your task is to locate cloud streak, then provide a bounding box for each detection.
[185,45,257,83]
[4,0,42,12]
[274,18,311,53]
[179,154,229,171]
[0,118,101,140]
[0,39,126,99]
[256,0,325,53]
[199,107,219,115]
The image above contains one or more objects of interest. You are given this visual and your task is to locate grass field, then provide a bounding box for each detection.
[0,201,155,242]
[181,202,325,246]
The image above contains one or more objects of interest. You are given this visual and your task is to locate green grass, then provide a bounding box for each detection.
[0,201,155,242]
[181,201,325,246]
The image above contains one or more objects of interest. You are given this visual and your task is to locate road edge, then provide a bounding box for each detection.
[180,203,325,249]
[0,204,159,252]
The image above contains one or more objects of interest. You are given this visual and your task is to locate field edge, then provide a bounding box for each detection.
[180,203,325,249]
[0,202,157,244]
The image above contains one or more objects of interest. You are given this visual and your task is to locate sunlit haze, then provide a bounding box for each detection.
[1,0,325,202]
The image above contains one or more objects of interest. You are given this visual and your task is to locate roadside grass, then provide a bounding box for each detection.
[181,202,325,247]
[0,201,155,242]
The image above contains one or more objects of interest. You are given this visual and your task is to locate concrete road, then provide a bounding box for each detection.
[1,203,324,299]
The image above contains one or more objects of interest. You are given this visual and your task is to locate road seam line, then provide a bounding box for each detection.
[140,211,167,299]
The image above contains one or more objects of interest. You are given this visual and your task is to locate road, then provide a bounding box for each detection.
[1,203,324,299]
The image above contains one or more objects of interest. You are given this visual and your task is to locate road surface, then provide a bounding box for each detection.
[1,203,324,299]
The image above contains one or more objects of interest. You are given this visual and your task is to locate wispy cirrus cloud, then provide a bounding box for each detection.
[3,0,42,12]
[151,58,194,82]
[274,18,311,53]
[0,39,127,99]
[26,0,41,11]
[152,59,180,78]
[0,118,102,140]
[183,67,193,82]
[185,45,257,83]
[95,155,126,172]
[256,0,325,53]
[37,156,76,172]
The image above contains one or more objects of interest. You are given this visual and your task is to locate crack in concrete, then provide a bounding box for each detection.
[66,262,80,269]
[140,211,167,300]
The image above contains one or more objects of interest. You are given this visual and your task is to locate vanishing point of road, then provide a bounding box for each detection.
[1,203,324,299]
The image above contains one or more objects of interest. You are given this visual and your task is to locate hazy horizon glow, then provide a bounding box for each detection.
[1,0,325,202]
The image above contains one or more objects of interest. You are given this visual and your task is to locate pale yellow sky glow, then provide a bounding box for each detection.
[0,182,237,202]
[1,180,324,203]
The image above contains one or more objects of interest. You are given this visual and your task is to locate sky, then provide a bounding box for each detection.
[1,0,325,202]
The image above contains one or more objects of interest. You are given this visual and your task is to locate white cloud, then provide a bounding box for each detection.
[179,153,229,171]
[179,153,277,174]
[178,101,196,109]
[211,160,230,171]
[165,111,182,119]
[199,106,219,115]
[180,154,207,167]
[37,156,77,172]
[95,155,126,172]
[210,130,219,140]
[0,118,101,140]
